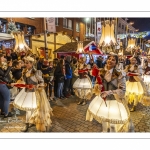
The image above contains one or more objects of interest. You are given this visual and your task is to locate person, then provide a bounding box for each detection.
[140,56,150,106]
[20,51,26,59]
[124,56,144,112]
[13,56,53,132]
[6,52,12,63]
[116,55,125,71]
[11,51,18,61]
[10,60,23,100]
[90,63,99,87]
[64,55,72,98]
[96,56,103,68]
[37,55,44,70]
[73,57,93,105]
[70,58,78,95]
[86,54,133,132]
[0,54,14,118]
[12,60,22,81]
[54,59,65,99]
[41,59,54,100]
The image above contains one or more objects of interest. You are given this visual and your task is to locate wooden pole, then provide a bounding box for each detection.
[44,18,48,59]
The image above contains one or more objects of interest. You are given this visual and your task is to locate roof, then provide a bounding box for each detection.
[54,41,103,55]
[54,41,91,53]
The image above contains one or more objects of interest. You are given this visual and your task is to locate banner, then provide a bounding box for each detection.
[97,22,101,43]
[47,18,56,33]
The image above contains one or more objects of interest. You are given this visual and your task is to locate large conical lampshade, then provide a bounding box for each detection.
[76,41,84,53]
[13,31,31,52]
[99,20,117,47]
[127,38,136,48]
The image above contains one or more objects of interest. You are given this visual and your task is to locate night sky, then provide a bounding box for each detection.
[125,18,150,32]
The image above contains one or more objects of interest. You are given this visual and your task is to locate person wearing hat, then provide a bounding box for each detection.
[13,56,53,132]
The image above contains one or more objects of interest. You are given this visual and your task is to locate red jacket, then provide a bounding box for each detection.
[96,76,104,92]
[92,65,99,77]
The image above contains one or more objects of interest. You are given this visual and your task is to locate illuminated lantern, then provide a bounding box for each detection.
[125,74,144,105]
[86,94,130,132]
[99,20,117,47]
[127,38,136,48]
[76,41,84,53]
[140,75,150,106]
[126,38,136,53]
[13,31,31,52]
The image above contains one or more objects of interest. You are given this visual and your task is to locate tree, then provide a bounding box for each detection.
[7,19,18,34]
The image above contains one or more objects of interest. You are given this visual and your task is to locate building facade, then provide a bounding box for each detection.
[0,17,86,58]
[117,18,136,34]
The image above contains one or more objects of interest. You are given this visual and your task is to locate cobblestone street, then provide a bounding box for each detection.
[0,95,150,133]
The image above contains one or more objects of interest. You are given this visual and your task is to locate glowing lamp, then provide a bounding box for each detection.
[76,41,84,53]
[13,88,37,111]
[86,95,130,126]
[99,20,117,47]
[126,38,136,52]
[13,31,31,52]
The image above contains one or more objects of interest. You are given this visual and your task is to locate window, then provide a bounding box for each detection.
[55,18,59,26]
[27,25,36,35]
[122,25,124,29]
[76,22,80,32]
[16,23,24,31]
[0,19,7,33]
[68,19,72,29]
[119,23,121,27]
[63,18,67,28]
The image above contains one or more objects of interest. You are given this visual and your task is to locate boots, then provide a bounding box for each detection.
[77,99,83,105]
[81,100,86,106]
[130,105,136,112]
[29,123,35,128]
[21,123,29,132]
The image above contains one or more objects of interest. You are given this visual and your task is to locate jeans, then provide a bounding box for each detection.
[92,76,96,86]
[64,78,71,96]
[0,84,10,115]
[57,82,64,98]
[54,80,58,97]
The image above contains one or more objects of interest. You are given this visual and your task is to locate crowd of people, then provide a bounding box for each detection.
[0,48,150,132]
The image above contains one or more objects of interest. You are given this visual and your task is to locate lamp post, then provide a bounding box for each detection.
[85,18,89,39]
[94,18,97,43]
[44,18,48,59]
[125,18,134,47]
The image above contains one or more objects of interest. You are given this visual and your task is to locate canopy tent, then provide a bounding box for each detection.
[54,41,103,61]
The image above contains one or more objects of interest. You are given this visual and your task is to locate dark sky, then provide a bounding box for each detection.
[125,18,150,32]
